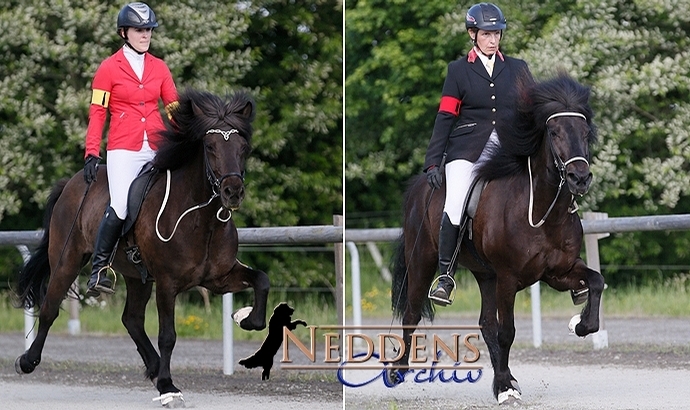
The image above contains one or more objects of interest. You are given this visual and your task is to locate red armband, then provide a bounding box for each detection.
[438,96,461,116]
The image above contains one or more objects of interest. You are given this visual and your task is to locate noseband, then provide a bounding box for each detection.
[528,112,590,228]
[204,128,246,196]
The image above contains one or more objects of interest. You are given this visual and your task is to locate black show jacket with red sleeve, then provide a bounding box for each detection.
[424,49,531,170]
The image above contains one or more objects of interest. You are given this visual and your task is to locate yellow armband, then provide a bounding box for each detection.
[90,89,110,108]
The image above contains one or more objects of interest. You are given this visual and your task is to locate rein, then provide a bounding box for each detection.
[155,128,244,242]
[527,112,589,228]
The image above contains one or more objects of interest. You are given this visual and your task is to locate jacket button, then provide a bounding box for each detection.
[491,95,496,100]
[139,102,144,106]
[139,84,144,89]
[490,83,495,87]
[141,117,146,122]
[492,108,496,112]
[492,120,496,125]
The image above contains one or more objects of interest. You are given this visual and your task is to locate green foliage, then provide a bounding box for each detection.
[0,0,342,289]
[345,0,690,285]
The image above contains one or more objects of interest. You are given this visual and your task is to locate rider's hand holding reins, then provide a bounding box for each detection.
[84,155,100,184]
[426,165,444,190]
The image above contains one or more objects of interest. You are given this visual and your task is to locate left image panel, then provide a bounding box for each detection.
[0,1,344,408]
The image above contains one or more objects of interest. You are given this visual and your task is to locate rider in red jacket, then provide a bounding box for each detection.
[83,2,178,297]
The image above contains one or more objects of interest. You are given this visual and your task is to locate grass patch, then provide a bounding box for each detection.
[345,243,690,319]
[0,286,337,342]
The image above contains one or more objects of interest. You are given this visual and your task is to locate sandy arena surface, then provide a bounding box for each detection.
[0,315,689,409]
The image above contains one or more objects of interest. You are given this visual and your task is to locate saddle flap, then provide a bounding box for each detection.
[465,179,488,220]
[123,162,158,235]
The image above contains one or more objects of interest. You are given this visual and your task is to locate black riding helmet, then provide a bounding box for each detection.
[465,3,506,31]
[117,2,158,35]
[465,2,506,49]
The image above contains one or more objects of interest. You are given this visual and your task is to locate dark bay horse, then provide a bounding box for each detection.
[15,89,269,405]
[391,73,604,405]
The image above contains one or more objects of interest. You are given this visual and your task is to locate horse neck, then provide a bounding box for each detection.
[170,150,216,213]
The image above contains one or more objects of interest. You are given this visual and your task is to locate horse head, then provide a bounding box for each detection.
[192,93,255,211]
[545,111,594,196]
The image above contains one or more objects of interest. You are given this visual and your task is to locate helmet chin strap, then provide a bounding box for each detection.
[124,42,146,55]
[120,30,146,55]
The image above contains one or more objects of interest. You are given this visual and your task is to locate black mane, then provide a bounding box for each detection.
[153,88,255,170]
[474,72,597,181]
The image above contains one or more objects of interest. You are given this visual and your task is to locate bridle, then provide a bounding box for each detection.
[155,127,247,242]
[528,112,589,228]
[204,128,246,196]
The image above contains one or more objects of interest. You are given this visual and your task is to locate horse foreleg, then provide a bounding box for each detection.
[153,286,181,397]
[573,267,604,337]
[543,260,604,337]
[121,276,159,383]
[222,262,269,331]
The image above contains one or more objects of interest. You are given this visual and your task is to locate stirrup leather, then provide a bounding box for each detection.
[428,274,456,306]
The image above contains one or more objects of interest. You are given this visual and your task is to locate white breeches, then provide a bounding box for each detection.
[106,140,155,219]
[443,130,499,225]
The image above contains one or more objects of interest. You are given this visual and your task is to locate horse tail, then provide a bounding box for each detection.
[390,235,407,320]
[15,179,68,310]
[391,180,435,322]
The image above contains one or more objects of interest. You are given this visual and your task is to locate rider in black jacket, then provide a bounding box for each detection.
[425,3,532,306]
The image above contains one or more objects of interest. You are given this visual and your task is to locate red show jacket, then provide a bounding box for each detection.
[85,48,178,159]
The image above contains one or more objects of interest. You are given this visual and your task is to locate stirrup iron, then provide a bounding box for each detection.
[89,265,116,296]
[428,274,456,306]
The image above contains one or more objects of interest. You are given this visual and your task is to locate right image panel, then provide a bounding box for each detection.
[344,1,690,408]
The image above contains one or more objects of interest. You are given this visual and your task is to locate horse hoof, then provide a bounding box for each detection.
[232,306,253,327]
[15,354,36,374]
[497,388,521,405]
[152,392,184,407]
[510,379,522,394]
[568,314,581,335]
[384,368,405,386]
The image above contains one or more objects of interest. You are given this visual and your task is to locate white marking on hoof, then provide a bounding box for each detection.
[232,306,253,326]
[497,388,521,405]
[568,314,581,335]
[153,392,184,406]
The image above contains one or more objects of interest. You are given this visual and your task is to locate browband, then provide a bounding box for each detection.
[546,112,586,124]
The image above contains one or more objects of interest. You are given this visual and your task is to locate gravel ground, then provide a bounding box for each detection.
[1,315,689,409]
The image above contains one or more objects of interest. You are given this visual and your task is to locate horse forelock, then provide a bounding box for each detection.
[154,89,255,170]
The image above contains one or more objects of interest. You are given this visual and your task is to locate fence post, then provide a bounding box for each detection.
[583,211,609,350]
[17,245,35,350]
[68,280,81,335]
[222,293,234,375]
[530,282,542,348]
[334,216,344,338]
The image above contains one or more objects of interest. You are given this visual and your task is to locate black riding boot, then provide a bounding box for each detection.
[86,206,123,297]
[429,213,460,306]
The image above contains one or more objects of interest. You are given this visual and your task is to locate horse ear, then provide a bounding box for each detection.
[192,101,204,117]
[240,101,254,121]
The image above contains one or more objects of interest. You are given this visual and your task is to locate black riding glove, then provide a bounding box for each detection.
[426,165,444,190]
[84,155,100,184]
